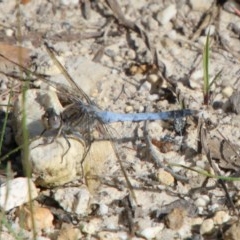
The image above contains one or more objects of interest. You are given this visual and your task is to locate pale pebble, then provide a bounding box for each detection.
[125,105,133,113]
[200,219,214,235]
[139,81,151,92]
[147,74,160,84]
[195,195,210,207]
[125,49,136,60]
[205,25,216,36]
[5,28,14,37]
[222,86,234,98]
[165,208,186,230]
[157,4,177,25]
[98,231,128,240]
[82,220,99,235]
[139,225,164,239]
[189,0,214,11]
[157,169,174,186]
[57,223,82,240]
[60,0,78,5]
[0,177,38,211]
[145,16,159,31]
[213,211,231,225]
[17,206,53,231]
[97,204,109,216]
[53,187,90,215]
[208,203,220,213]
[113,55,123,63]
[147,94,159,101]
[224,220,240,240]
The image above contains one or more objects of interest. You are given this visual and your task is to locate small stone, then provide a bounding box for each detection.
[189,0,214,11]
[53,187,90,215]
[147,74,160,84]
[81,221,98,235]
[125,49,136,60]
[60,0,78,5]
[157,4,177,25]
[17,206,53,231]
[205,25,216,36]
[222,86,234,98]
[125,105,133,113]
[147,94,159,101]
[143,16,159,31]
[0,177,38,211]
[98,231,128,240]
[200,219,214,235]
[5,28,14,37]
[213,211,230,225]
[195,195,210,207]
[57,223,82,240]
[165,208,186,230]
[198,36,208,45]
[224,220,240,240]
[139,81,151,92]
[97,204,109,216]
[139,225,164,239]
[113,55,123,63]
[157,169,174,186]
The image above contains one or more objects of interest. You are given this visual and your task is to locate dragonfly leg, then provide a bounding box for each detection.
[61,132,71,162]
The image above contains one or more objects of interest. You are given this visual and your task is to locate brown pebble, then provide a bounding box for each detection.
[165,208,186,230]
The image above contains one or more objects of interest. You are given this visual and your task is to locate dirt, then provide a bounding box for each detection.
[0,0,240,239]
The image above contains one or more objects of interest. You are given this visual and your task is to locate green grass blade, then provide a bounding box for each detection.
[203,31,210,105]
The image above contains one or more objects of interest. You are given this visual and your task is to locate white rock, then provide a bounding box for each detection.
[29,136,85,187]
[195,195,210,207]
[53,187,90,215]
[139,225,164,239]
[156,169,174,186]
[190,69,203,86]
[81,222,98,235]
[213,211,231,225]
[0,177,38,211]
[98,231,128,240]
[125,105,133,113]
[73,188,91,215]
[208,203,220,213]
[60,0,79,5]
[5,28,14,37]
[157,4,177,25]
[200,219,214,235]
[97,204,109,216]
[125,49,136,60]
[147,94,159,101]
[144,16,159,31]
[139,81,152,92]
[222,86,234,98]
[224,220,240,240]
[147,74,160,84]
[205,25,216,36]
[198,36,208,46]
[189,0,214,11]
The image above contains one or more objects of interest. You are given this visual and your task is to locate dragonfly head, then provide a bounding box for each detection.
[42,108,62,130]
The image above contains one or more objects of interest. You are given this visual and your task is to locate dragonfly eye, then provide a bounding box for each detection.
[42,108,62,130]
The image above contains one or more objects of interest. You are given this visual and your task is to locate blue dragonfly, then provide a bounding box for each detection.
[0,47,197,201]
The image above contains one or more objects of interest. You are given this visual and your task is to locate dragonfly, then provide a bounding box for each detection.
[0,45,198,202]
